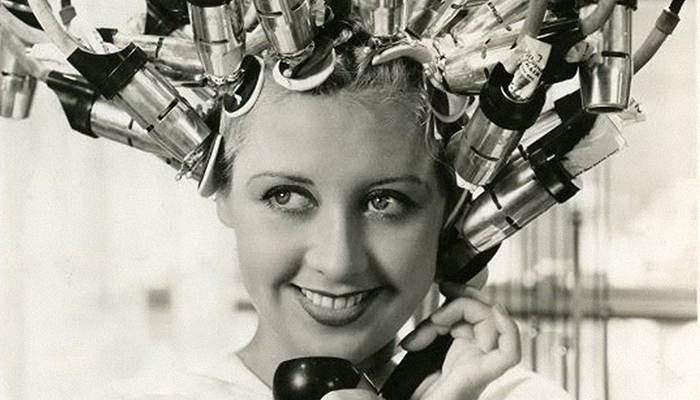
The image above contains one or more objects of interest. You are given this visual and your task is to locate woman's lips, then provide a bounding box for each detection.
[293,286,380,327]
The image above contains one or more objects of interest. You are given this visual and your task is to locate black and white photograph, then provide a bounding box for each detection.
[0,1,697,399]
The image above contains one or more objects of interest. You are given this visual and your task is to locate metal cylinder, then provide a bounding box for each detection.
[407,0,446,37]
[188,0,246,83]
[450,0,528,45]
[113,33,204,76]
[113,63,212,162]
[459,150,573,252]
[579,3,633,113]
[440,27,518,93]
[453,107,522,186]
[357,0,409,38]
[407,0,464,38]
[90,99,171,157]
[0,32,36,119]
[253,0,313,58]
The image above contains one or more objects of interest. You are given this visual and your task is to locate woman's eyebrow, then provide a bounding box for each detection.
[372,176,429,188]
[247,172,314,185]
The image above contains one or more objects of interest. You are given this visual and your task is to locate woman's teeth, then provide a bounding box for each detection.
[300,288,368,310]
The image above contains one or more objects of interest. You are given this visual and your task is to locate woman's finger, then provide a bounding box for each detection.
[463,286,492,304]
[449,321,475,340]
[474,317,499,352]
[450,316,498,353]
[479,305,522,380]
[430,297,492,327]
[438,282,491,304]
[400,318,452,351]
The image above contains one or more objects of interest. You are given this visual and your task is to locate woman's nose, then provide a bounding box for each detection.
[304,209,369,281]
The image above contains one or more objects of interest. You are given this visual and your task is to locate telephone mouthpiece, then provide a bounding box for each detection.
[273,357,361,400]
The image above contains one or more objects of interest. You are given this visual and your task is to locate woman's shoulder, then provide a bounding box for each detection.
[109,352,272,400]
[479,366,573,400]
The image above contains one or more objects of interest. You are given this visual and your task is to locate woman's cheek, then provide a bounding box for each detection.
[372,220,438,285]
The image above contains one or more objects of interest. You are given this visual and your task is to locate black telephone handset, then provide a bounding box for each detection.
[272,245,500,400]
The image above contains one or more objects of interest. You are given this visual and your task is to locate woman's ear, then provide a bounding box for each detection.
[216,193,235,228]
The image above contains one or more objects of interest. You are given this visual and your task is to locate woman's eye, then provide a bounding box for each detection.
[273,191,291,205]
[365,191,412,219]
[262,187,315,214]
[369,195,392,211]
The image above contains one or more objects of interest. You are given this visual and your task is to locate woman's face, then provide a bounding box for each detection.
[217,89,446,366]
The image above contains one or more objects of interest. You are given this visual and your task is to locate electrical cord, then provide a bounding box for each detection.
[519,0,549,40]
[26,0,81,54]
[669,0,685,14]
[0,2,47,43]
[0,25,49,79]
[633,2,684,73]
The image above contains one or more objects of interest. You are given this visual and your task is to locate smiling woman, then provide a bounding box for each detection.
[1,0,695,399]
[215,67,447,383]
[195,25,571,398]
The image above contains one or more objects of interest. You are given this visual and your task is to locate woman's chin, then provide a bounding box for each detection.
[293,333,395,369]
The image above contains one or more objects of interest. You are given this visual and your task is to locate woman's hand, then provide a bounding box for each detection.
[399,285,521,400]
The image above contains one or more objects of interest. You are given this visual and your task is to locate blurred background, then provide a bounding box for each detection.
[0,0,698,399]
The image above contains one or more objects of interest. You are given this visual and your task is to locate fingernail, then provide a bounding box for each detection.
[398,334,411,349]
[495,303,509,316]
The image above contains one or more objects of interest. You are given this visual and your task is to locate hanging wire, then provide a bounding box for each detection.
[519,0,549,40]
[25,0,82,54]
[634,0,686,72]
[669,0,686,14]
[0,2,48,44]
[0,25,50,80]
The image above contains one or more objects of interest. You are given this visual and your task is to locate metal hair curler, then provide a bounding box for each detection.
[579,0,636,113]
[253,0,339,91]
[0,29,37,119]
[357,0,410,39]
[436,25,520,94]
[459,146,581,254]
[58,44,214,192]
[186,0,247,86]
[406,0,464,39]
[145,0,191,36]
[99,29,204,78]
[253,0,314,60]
[374,18,581,95]
[449,0,529,45]
[45,71,202,180]
[24,0,217,185]
[45,71,171,158]
[456,89,632,258]
[451,61,546,188]
[99,26,270,82]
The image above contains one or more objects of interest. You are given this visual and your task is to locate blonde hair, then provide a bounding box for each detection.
[214,33,451,194]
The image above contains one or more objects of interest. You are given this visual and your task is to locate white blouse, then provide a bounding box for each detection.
[112,352,573,400]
